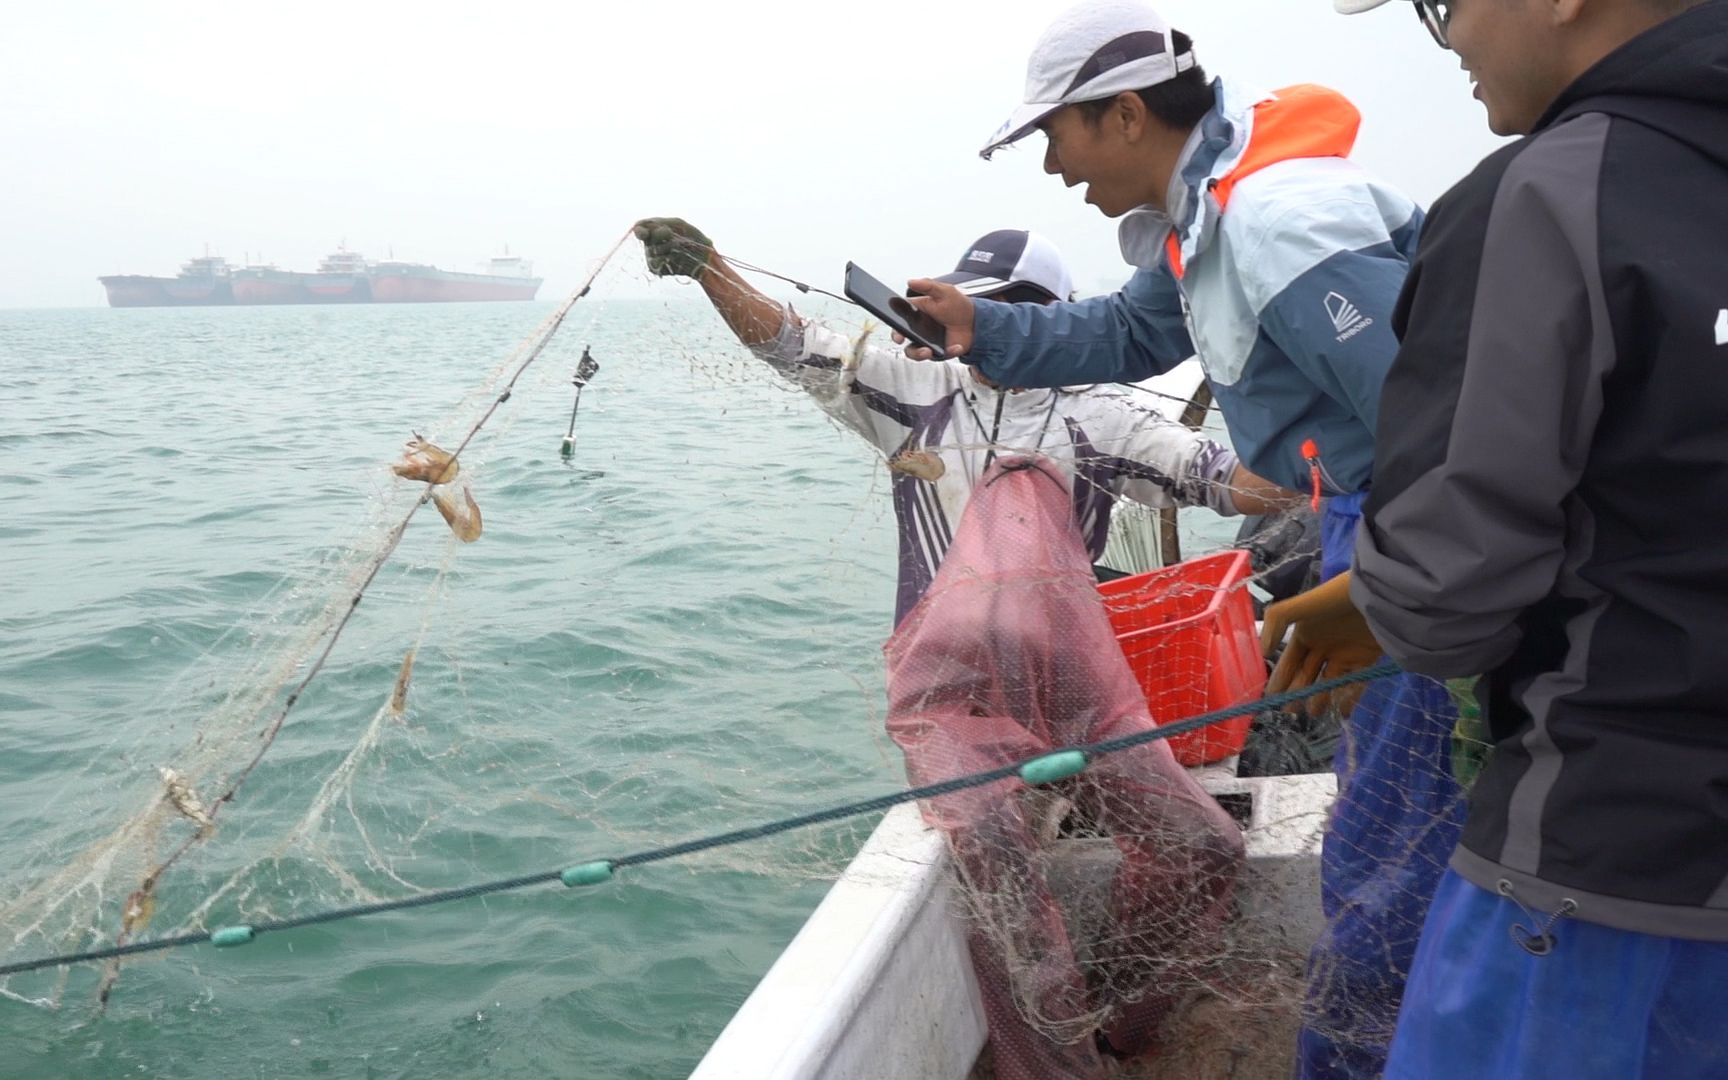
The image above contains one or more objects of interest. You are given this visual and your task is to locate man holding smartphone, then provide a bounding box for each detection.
[895,3,1452,1075]
[633,217,1295,627]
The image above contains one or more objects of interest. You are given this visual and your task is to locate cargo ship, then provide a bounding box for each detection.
[100,249,541,307]
[306,248,373,303]
[368,253,541,303]
[98,254,235,307]
[229,249,373,305]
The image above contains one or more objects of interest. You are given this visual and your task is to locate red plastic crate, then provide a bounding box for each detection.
[1097,549,1266,766]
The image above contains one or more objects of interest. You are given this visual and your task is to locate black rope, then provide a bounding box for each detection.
[982,391,1008,470]
[713,250,854,306]
[654,233,853,306]
[0,661,1397,981]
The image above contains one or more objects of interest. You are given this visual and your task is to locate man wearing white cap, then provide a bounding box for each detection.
[897,4,1462,1077]
[632,217,1292,627]
[1262,0,1728,1076]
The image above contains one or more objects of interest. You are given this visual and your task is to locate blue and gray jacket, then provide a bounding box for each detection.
[967,79,1422,496]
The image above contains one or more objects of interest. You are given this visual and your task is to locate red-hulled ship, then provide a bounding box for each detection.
[229,249,373,304]
[99,255,235,307]
[368,253,542,303]
[305,249,372,302]
[229,265,303,304]
[101,249,541,306]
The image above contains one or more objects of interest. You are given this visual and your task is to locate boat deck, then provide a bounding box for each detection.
[692,770,1334,1080]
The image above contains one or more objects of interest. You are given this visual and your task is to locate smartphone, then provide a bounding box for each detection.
[842,262,948,356]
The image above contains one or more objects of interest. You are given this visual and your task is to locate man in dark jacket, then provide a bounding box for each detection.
[1281,0,1728,1074]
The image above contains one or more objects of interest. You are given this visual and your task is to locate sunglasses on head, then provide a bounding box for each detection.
[1416,0,1453,48]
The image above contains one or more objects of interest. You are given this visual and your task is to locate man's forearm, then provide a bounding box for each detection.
[968,268,1191,387]
[699,259,791,348]
[1228,465,1305,516]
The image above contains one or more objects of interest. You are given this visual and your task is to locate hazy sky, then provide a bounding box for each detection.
[0,0,1504,309]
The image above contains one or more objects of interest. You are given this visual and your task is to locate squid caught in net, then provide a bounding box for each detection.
[392,434,483,543]
[431,487,483,543]
[391,434,461,485]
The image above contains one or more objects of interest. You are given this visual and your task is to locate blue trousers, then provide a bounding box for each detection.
[1295,494,1468,1079]
[1387,870,1728,1078]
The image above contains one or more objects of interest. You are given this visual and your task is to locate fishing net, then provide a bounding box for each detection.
[0,234,1477,1079]
[0,241,903,1047]
[886,456,1243,1080]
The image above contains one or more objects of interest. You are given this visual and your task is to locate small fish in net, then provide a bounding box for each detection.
[118,887,155,939]
[844,319,877,372]
[95,883,161,1006]
[388,649,417,717]
[157,767,213,837]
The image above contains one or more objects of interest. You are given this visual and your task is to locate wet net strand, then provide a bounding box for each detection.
[0,662,1395,981]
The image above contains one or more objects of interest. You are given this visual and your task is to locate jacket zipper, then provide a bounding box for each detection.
[1301,439,1324,512]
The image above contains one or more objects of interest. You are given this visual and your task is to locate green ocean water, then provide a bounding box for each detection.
[0,299,914,1079]
[0,297,1240,1079]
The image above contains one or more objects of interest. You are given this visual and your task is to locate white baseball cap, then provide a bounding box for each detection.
[981,0,1198,161]
[933,229,1075,302]
[1334,0,1397,11]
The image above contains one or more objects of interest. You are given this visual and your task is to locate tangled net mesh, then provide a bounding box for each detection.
[0,239,1476,1080]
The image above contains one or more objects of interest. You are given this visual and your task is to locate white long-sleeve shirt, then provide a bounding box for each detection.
[755,308,1240,623]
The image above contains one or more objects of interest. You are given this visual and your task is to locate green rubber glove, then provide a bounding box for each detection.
[1446,677,1490,788]
[632,217,714,279]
